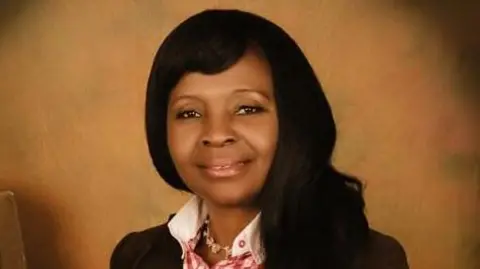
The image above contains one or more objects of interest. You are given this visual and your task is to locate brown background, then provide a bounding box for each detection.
[0,1,479,269]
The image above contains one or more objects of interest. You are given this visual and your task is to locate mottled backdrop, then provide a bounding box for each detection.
[0,1,478,269]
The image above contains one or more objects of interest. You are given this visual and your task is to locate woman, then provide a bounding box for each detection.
[111,9,409,269]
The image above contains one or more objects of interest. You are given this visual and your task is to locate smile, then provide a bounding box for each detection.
[200,160,250,179]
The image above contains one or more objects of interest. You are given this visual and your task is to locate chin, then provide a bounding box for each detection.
[203,190,259,209]
[210,197,254,208]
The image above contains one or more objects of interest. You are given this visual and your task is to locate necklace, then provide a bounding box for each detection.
[202,218,232,259]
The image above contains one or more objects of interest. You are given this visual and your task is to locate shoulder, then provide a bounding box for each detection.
[354,229,409,269]
[110,218,181,269]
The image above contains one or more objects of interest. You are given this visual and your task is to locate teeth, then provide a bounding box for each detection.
[211,165,231,170]
[209,162,243,170]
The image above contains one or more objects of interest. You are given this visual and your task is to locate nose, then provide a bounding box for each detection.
[201,115,237,147]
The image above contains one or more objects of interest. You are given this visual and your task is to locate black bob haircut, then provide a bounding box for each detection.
[145,9,369,269]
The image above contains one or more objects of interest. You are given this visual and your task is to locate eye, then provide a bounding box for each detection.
[175,110,201,119]
[236,105,265,115]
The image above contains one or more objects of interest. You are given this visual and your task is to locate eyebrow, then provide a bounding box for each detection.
[169,94,202,103]
[171,88,272,103]
[232,88,272,100]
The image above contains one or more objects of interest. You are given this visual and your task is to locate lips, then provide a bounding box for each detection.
[199,159,250,178]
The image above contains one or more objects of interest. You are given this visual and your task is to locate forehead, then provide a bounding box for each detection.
[170,49,273,99]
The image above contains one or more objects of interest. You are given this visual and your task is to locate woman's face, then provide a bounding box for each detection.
[167,49,278,208]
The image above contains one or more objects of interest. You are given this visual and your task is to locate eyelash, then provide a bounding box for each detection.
[236,105,265,115]
[175,105,265,119]
[175,110,201,119]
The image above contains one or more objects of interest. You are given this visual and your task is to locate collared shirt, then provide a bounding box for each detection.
[167,196,265,269]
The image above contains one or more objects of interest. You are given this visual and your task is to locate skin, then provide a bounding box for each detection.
[167,48,278,265]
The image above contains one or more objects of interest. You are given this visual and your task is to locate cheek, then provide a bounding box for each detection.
[167,122,200,165]
[263,127,279,158]
[239,118,278,158]
[263,115,279,153]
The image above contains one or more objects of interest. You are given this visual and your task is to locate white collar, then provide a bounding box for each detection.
[167,196,265,264]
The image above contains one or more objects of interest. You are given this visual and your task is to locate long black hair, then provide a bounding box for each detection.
[145,9,369,269]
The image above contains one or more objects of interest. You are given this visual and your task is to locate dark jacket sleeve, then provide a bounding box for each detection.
[374,234,409,269]
[109,222,182,269]
[355,230,409,269]
[110,232,140,269]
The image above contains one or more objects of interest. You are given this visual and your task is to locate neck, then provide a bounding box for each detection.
[204,202,259,247]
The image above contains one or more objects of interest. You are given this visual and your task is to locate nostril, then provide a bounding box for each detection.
[201,137,236,147]
[224,138,235,144]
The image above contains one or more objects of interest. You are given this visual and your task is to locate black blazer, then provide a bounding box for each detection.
[110,217,409,269]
